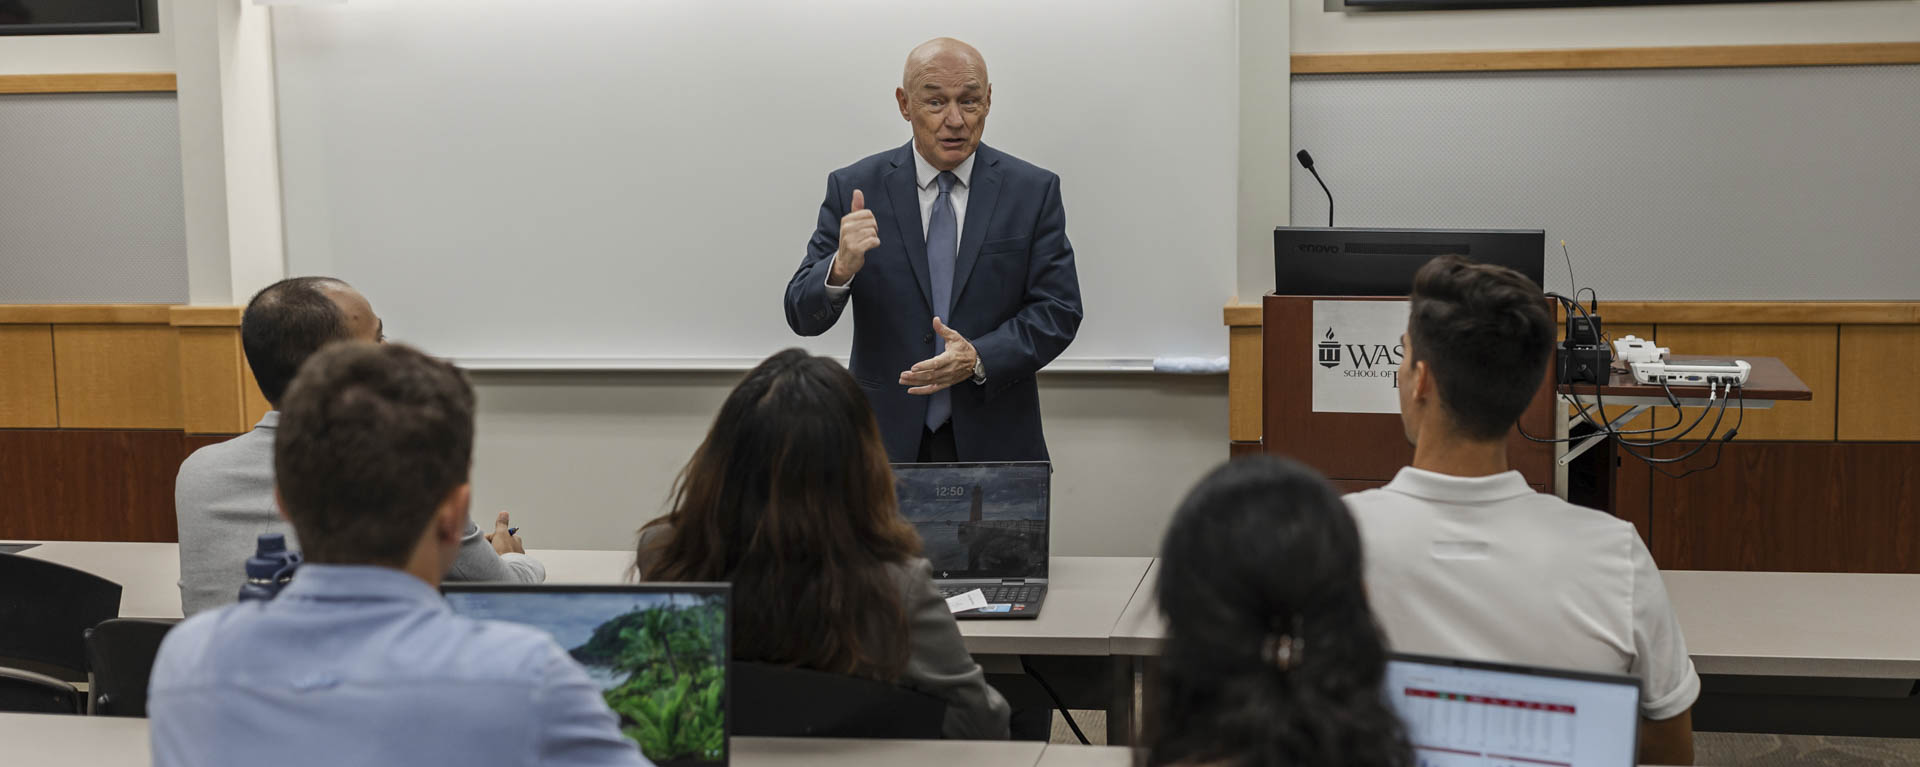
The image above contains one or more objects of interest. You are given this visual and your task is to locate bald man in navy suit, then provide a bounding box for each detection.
[784,38,1083,464]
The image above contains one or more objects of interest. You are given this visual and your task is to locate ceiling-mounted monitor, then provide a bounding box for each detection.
[0,0,148,36]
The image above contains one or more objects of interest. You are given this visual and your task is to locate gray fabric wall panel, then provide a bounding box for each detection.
[1289,66,1920,300]
[0,93,187,304]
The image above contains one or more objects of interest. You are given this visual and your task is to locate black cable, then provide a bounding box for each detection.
[1615,381,1735,469]
[1020,656,1090,745]
[1538,286,1749,479]
[1554,294,1710,449]
[1636,382,1745,481]
[1518,394,1686,444]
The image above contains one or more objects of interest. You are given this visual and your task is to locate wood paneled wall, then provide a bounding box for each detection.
[1649,442,1920,573]
[1224,300,1920,573]
[0,306,259,541]
[0,326,58,428]
[1225,301,1920,449]
[0,305,264,434]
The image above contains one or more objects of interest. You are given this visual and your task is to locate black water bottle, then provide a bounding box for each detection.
[238,533,302,602]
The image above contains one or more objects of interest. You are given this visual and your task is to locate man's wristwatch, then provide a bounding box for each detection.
[971,358,987,385]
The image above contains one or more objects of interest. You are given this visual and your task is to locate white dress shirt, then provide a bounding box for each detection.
[1346,467,1701,721]
[825,146,976,296]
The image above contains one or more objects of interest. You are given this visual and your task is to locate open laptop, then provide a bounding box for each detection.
[443,583,731,767]
[892,461,1052,620]
[1385,653,1641,767]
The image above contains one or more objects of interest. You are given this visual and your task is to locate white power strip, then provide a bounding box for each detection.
[1630,359,1751,386]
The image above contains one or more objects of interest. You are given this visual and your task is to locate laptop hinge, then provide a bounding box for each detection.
[1001,578,1026,586]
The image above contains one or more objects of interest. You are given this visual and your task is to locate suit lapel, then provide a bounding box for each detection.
[950,145,1003,311]
[884,143,933,313]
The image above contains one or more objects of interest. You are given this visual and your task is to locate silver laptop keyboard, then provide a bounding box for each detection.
[939,585,1044,605]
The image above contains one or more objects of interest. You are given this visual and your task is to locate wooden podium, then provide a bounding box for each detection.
[1260,294,1557,494]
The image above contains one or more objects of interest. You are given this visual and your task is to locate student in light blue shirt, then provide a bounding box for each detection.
[149,342,649,767]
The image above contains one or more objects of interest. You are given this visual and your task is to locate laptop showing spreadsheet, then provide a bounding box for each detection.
[892,461,1051,620]
[442,584,730,767]
[1385,653,1641,767]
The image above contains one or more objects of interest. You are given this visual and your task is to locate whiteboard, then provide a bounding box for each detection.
[273,0,1237,367]
[1289,66,1920,301]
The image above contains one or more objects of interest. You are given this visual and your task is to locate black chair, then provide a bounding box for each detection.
[730,662,946,739]
[85,618,179,717]
[0,553,122,714]
[0,667,84,714]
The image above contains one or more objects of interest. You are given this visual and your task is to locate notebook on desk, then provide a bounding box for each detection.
[442,583,731,767]
[892,461,1052,620]
[1385,652,1641,767]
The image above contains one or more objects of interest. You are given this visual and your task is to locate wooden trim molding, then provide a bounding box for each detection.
[1293,42,1920,75]
[0,305,173,325]
[1228,299,1920,444]
[0,305,258,432]
[0,73,177,95]
[1562,302,1920,325]
[169,306,244,327]
[1235,300,1920,327]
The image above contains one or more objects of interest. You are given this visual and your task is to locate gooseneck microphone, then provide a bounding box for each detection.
[1296,149,1333,227]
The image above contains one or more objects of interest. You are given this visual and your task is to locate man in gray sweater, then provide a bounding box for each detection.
[176,277,545,617]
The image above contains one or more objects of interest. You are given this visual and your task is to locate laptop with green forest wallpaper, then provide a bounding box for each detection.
[444,583,730,766]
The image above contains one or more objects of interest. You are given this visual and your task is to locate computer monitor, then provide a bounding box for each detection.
[442,584,730,767]
[892,461,1051,581]
[1274,227,1546,296]
[1385,653,1641,767]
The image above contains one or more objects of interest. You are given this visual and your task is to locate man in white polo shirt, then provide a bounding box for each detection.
[1347,255,1699,765]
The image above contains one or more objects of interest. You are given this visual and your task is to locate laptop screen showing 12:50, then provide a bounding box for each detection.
[442,585,729,767]
[1384,653,1641,767]
[892,461,1051,581]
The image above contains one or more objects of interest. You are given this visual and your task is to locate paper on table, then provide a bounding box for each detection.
[945,588,988,614]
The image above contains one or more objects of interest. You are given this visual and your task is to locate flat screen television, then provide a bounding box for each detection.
[0,0,147,36]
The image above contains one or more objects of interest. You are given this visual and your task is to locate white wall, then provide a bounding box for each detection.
[1239,0,1293,303]
[469,372,1227,555]
[1293,0,1920,53]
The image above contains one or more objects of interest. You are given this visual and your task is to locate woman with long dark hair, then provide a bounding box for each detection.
[635,348,1010,739]
[1146,457,1412,767]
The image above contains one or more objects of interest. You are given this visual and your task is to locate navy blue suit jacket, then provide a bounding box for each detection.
[785,143,1083,463]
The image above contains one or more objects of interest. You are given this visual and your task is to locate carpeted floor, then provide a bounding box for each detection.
[1694,733,1920,766]
[1048,713,1920,766]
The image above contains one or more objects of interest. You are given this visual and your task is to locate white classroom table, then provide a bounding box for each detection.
[0,712,1056,766]
[1032,744,1134,766]
[1109,564,1920,681]
[5,542,1153,659]
[1661,569,1920,678]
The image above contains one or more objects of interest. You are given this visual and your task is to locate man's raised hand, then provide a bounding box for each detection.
[829,189,881,286]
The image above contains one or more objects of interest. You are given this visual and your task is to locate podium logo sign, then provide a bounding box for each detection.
[1311,300,1410,414]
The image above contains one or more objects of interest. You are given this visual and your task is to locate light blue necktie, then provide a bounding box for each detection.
[925,170,958,431]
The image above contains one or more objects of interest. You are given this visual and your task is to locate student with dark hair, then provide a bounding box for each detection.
[149,343,649,767]
[636,348,1011,740]
[1348,255,1698,764]
[175,277,543,616]
[1146,456,1411,767]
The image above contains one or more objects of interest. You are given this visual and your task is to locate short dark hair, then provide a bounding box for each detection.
[274,342,475,566]
[1407,255,1553,440]
[242,277,354,407]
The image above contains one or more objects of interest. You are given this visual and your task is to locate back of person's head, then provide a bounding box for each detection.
[275,342,475,567]
[1404,255,1553,441]
[639,348,922,680]
[242,277,373,408]
[1146,457,1411,767]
